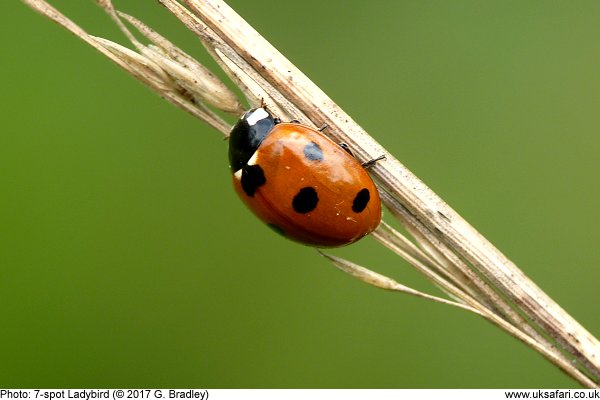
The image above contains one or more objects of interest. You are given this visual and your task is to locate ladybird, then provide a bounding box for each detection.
[228,107,382,247]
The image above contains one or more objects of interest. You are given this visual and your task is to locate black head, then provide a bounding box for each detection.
[228,107,276,172]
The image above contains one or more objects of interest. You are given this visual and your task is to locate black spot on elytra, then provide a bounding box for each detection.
[352,188,370,213]
[241,164,266,197]
[303,141,323,161]
[292,187,319,214]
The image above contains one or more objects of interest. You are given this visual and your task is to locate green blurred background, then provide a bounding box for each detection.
[3,0,600,388]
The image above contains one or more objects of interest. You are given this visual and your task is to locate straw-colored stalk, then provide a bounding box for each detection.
[22,0,600,387]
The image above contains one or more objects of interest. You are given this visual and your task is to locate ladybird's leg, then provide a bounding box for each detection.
[259,98,281,124]
[362,155,386,169]
[286,120,326,131]
[337,142,384,168]
[338,142,354,156]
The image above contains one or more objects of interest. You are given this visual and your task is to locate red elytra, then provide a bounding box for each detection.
[229,108,381,247]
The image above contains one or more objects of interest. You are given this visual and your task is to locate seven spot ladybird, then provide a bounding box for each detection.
[228,107,382,247]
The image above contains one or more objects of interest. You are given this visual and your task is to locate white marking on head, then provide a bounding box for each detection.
[247,152,259,166]
[234,169,242,180]
[246,108,269,126]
